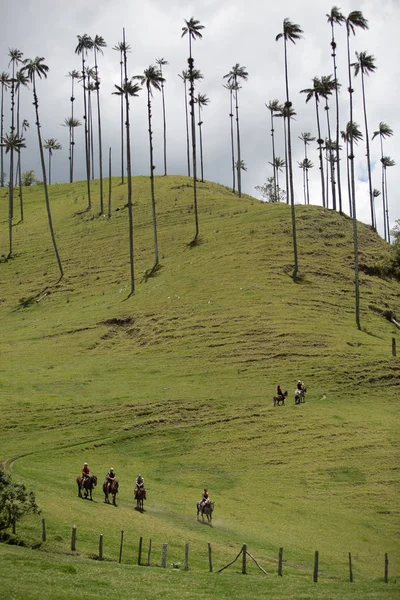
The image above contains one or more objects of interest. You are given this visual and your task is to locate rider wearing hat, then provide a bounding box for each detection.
[82,462,90,481]
[134,474,145,499]
[297,380,304,391]
[105,468,116,492]
[201,488,210,509]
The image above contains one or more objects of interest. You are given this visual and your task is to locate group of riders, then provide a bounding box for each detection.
[276,380,306,404]
[80,463,146,499]
[79,463,210,508]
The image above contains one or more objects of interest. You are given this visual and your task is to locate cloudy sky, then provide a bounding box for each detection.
[1,0,399,238]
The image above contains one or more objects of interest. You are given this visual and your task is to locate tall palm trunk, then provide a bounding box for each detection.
[234,85,242,198]
[315,96,325,208]
[182,77,190,177]
[70,76,76,183]
[0,81,7,187]
[360,70,375,230]
[48,149,52,185]
[282,116,289,204]
[347,32,360,330]
[123,30,135,295]
[87,83,95,181]
[198,101,204,182]
[118,50,124,184]
[283,36,298,278]
[229,87,235,192]
[81,55,91,208]
[159,70,167,176]
[32,76,63,279]
[94,48,104,214]
[330,21,343,213]
[147,84,159,266]
[108,146,112,218]
[270,110,277,200]
[15,81,24,221]
[7,142,14,257]
[379,136,387,241]
[325,99,336,211]
[188,39,199,240]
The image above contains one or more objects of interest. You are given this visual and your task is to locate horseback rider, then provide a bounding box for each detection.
[105,468,116,492]
[201,488,210,509]
[81,462,90,485]
[134,474,146,499]
[277,385,285,400]
[297,380,304,391]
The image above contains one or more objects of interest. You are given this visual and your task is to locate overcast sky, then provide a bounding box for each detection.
[1,0,399,238]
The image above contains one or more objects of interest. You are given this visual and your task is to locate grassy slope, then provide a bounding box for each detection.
[0,176,399,598]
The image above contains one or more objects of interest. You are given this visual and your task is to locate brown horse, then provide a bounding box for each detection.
[135,487,146,511]
[273,390,288,406]
[103,480,119,506]
[197,501,215,523]
[77,475,98,500]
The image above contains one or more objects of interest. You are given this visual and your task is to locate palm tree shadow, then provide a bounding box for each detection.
[187,235,203,249]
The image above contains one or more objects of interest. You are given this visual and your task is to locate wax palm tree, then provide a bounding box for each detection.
[276,19,303,278]
[14,70,29,221]
[352,51,376,230]
[266,100,283,201]
[182,17,205,243]
[112,28,141,295]
[372,122,393,241]
[91,35,107,213]
[298,158,314,205]
[301,77,326,208]
[62,117,81,183]
[299,132,315,205]
[320,74,339,210]
[276,104,296,205]
[223,82,237,192]
[133,65,164,268]
[75,34,93,209]
[22,57,63,278]
[341,121,363,218]
[178,70,191,177]
[113,41,130,184]
[0,72,11,187]
[327,6,346,213]
[156,58,169,176]
[1,132,25,257]
[223,64,248,198]
[43,138,62,185]
[7,49,24,221]
[85,71,96,181]
[381,156,395,242]
[195,93,210,182]
[268,156,286,201]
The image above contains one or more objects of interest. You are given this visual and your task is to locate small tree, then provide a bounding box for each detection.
[21,169,37,186]
[255,176,286,202]
[0,467,39,532]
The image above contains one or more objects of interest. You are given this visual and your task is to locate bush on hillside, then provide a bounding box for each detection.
[390,219,400,276]
[0,468,39,531]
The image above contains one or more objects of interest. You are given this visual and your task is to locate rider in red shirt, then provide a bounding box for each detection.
[82,462,90,480]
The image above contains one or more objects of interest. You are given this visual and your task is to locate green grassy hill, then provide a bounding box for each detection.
[0,176,399,599]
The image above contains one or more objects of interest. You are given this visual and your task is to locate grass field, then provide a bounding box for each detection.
[0,176,399,598]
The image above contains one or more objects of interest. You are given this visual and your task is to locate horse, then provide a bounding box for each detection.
[77,475,97,500]
[135,487,146,511]
[197,501,215,523]
[273,390,288,406]
[295,387,307,405]
[103,480,119,506]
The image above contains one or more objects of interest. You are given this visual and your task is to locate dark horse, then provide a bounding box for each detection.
[135,487,146,511]
[103,480,119,506]
[273,390,288,406]
[197,501,215,523]
[77,475,98,500]
[295,387,307,405]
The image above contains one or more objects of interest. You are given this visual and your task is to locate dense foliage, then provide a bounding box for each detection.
[0,468,39,531]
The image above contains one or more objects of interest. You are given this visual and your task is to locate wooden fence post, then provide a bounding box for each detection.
[242,544,247,574]
[184,543,189,571]
[41,518,46,542]
[348,552,353,582]
[119,530,124,564]
[278,547,283,576]
[161,543,168,568]
[392,338,396,357]
[208,543,213,572]
[147,539,152,566]
[385,553,389,583]
[138,536,143,566]
[313,551,319,582]
[71,525,77,551]
[99,534,103,560]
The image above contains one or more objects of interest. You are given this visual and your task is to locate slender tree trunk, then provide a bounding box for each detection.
[123,29,135,295]
[198,102,204,182]
[347,31,360,330]
[325,98,336,211]
[147,85,159,266]
[7,146,14,257]
[94,48,104,214]
[88,87,95,181]
[229,88,235,192]
[331,23,343,213]
[315,97,325,208]
[119,54,124,184]
[384,166,390,242]
[234,86,242,198]
[270,110,277,200]
[306,167,311,204]
[188,41,199,240]
[48,150,52,185]
[108,146,112,218]
[345,138,352,217]
[325,145,330,209]
[81,55,91,208]
[283,116,289,204]
[0,83,5,187]
[33,78,63,279]
[302,164,306,204]
[16,83,24,221]
[160,76,167,176]
[283,35,298,278]
[183,78,191,178]
[380,137,386,241]
[360,71,375,230]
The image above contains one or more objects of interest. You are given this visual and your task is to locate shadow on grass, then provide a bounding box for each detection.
[187,235,203,249]
[142,263,163,283]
